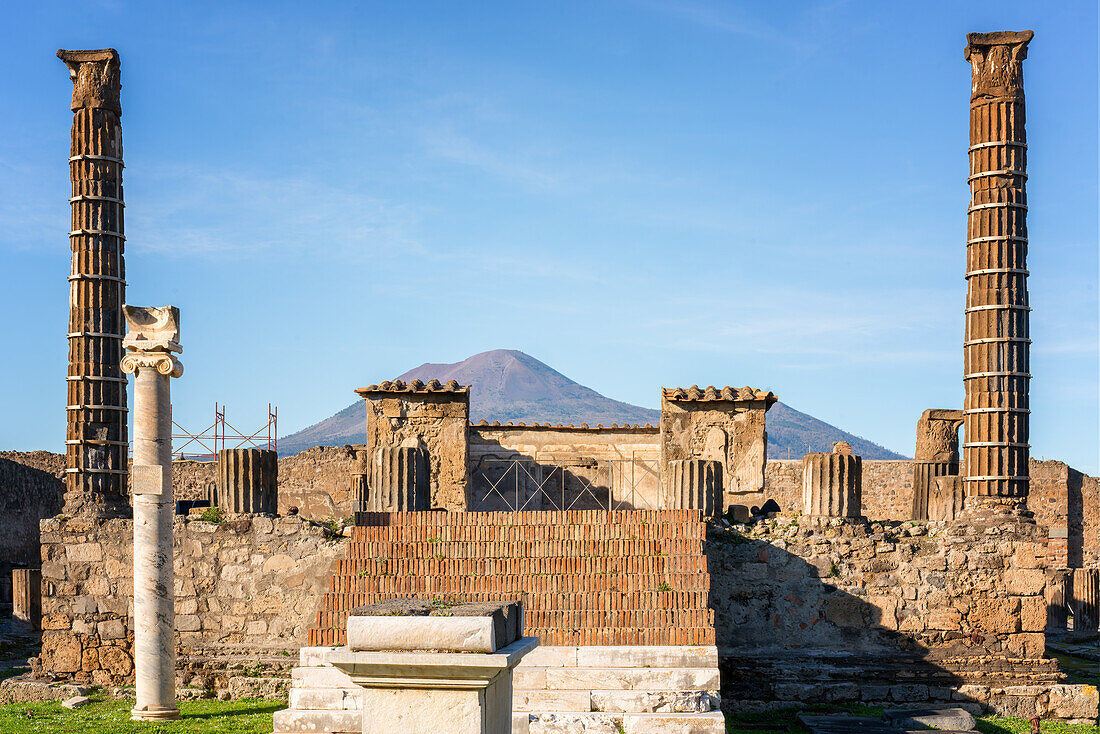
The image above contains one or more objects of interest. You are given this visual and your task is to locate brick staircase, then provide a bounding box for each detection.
[309,509,716,647]
[274,509,723,733]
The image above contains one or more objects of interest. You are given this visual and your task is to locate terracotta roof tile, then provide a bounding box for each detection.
[356,378,468,395]
[662,384,777,403]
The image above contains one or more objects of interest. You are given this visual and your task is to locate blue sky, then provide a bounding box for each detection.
[1,1,1096,473]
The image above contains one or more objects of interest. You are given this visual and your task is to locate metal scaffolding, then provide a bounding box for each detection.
[171,403,278,460]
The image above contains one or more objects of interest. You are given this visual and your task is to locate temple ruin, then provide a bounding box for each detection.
[0,28,1097,733]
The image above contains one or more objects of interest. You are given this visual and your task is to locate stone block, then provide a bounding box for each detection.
[347,600,521,653]
[529,712,623,734]
[520,646,578,668]
[574,646,719,670]
[514,690,591,712]
[1047,684,1100,721]
[1004,569,1045,596]
[622,712,726,733]
[590,690,717,714]
[271,708,362,733]
[884,707,976,731]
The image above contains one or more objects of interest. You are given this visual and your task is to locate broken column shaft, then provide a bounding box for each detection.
[121,306,183,722]
[962,31,1034,502]
[58,49,129,517]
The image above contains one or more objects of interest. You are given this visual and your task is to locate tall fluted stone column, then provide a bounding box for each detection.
[214,448,277,514]
[12,569,41,630]
[120,306,183,722]
[912,409,964,520]
[664,459,722,517]
[962,32,1033,504]
[368,446,429,512]
[802,449,862,519]
[58,49,129,518]
[1070,569,1099,633]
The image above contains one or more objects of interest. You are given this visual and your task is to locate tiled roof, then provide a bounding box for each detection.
[662,385,777,403]
[471,420,657,430]
[356,379,468,394]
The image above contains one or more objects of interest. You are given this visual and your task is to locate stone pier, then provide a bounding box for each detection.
[802,447,862,519]
[327,599,536,734]
[58,49,129,518]
[12,568,41,629]
[367,446,429,512]
[911,409,963,520]
[928,476,966,521]
[214,448,277,514]
[665,459,722,517]
[962,31,1034,505]
[120,305,183,722]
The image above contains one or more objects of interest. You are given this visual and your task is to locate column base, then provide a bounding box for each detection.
[131,705,180,721]
[62,491,131,519]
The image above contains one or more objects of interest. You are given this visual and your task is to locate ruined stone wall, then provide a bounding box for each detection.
[765,459,913,519]
[363,393,468,511]
[34,515,346,690]
[0,452,64,602]
[1029,460,1099,568]
[469,425,660,510]
[660,395,771,513]
[706,518,1096,721]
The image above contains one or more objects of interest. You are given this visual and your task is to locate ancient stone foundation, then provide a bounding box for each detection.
[802,451,862,518]
[12,568,41,629]
[665,459,722,516]
[367,446,429,512]
[214,448,278,514]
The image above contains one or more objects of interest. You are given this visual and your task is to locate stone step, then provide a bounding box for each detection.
[291,666,355,689]
[517,666,720,691]
[515,688,718,713]
[798,714,899,734]
[272,708,360,734]
[521,710,726,734]
[289,687,363,711]
[519,645,719,669]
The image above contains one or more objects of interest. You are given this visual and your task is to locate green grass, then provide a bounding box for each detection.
[976,717,1100,734]
[0,696,285,733]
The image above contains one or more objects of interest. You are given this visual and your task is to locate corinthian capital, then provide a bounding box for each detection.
[964,31,1033,101]
[57,48,121,113]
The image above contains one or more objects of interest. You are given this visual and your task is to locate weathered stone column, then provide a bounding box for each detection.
[911,409,964,520]
[120,306,183,721]
[927,476,966,521]
[1070,569,1099,633]
[58,49,129,518]
[352,448,370,513]
[962,31,1034,504]
[12,569,41,629]
[664,459,722,517]
[368,446,429,512]
[214,448,277,514]
[329,599,537,734]
[802,448,861,519]
[1046,571,1070,631]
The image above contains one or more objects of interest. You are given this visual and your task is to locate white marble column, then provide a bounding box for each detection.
[121,305,183,722]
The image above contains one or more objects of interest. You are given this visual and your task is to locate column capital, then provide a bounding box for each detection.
[57,48,121,113]
[964,31,1033,101]
[122,305,183,378]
